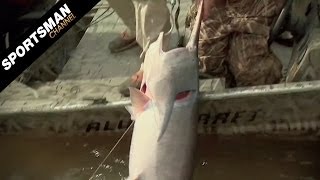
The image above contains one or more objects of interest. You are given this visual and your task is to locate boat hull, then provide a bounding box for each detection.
[1,79,320,137]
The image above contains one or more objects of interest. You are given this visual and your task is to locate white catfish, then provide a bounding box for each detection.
[125,1,203,180]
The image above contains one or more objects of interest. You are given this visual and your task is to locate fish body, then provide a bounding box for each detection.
[126,1,203,179]
[127,91,198,180]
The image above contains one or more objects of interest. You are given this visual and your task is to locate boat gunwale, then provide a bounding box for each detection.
[1,79,320,115]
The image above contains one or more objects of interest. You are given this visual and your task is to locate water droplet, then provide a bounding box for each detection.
[91,149,101,158]
[201,161,208,166]
[114,159,126,165]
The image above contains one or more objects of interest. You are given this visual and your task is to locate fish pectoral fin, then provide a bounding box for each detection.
[125,106,135,120]
[129,87,151,118]
[156,94,175,141]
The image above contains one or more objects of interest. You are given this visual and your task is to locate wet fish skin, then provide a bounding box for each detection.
[126,87,198,180]
[126,1,203,180]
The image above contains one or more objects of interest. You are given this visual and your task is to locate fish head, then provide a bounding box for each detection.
[135,32,199,141]
[127,0,204,141]
[141,32,199,102]
[127,33,198,123]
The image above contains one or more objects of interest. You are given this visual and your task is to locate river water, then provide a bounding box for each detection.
[0,133,319,180]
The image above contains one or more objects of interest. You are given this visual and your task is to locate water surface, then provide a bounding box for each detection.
[0,133,319,180]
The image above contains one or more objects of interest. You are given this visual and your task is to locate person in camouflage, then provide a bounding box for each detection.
[188,0,286,87]
[118,0,286,96]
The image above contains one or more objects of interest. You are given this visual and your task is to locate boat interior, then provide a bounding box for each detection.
[1,1,320,179]
[0,0,320,128]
